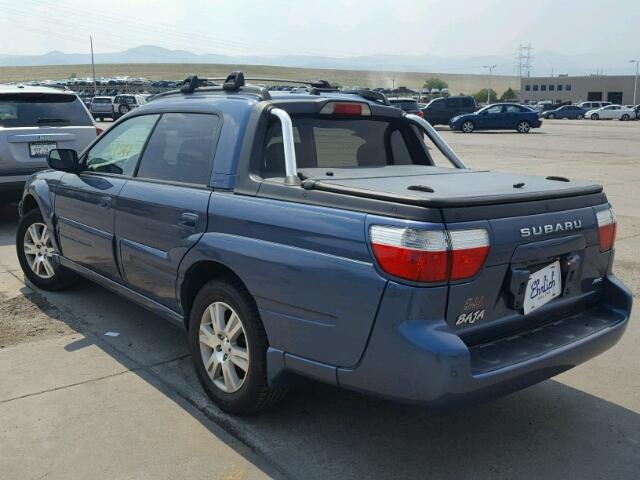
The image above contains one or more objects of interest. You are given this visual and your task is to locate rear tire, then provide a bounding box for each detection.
[461,121,474,133]
[16,210,77,291]
[516,120,531,133]
[118,104,130,115]
[189,278,287,415]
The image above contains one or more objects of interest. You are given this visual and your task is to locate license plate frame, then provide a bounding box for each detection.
[29,141,57,158]
[523,260,562,315]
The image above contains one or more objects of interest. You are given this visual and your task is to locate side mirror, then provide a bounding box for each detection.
[48,149,79,172]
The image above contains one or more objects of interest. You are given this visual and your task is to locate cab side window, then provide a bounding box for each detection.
[135,113,221,185]
[84,114,159,175]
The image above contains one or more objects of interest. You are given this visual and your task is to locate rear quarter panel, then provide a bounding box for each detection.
[179,193,387,367]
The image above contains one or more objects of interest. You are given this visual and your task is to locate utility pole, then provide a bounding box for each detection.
[90,35,97,96]
[483,64,497,104]
[631,59,639,105]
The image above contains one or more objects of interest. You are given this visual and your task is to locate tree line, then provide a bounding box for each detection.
[423,78,518,102]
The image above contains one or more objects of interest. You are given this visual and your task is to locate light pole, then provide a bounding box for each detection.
[90,35,97,96]
[630,60,639,106]
[483,64,497,104]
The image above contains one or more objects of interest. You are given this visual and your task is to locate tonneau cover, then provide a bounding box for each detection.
[299,166,603,208]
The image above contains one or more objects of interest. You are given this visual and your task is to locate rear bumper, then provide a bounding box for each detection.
[0,174,30,200]
[337,275,631,407]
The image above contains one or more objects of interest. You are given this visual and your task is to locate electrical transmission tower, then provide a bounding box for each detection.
[516,44,533,77]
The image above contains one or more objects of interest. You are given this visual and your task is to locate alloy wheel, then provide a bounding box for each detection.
[462,121,474,133]
[23,222,55,279]
[517,121,530,133]
[199,301,250,393]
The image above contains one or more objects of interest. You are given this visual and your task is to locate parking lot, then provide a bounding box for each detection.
[1,119,639,479]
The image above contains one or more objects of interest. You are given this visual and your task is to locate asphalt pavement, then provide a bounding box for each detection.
[1,119,638,479]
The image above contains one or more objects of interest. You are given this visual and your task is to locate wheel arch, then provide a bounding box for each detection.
[21,194,40,216]
[178,259,252,330]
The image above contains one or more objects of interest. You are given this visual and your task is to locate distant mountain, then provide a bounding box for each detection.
[0,45,636,76]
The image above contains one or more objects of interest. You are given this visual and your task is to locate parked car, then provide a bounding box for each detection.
[422,95,477,125]
[541,105,587,120]
[90,96,114,121]
[577,101,612,110]
[17,72,631,415]
[449,103,542,133]
[0,85,99,201]
[113,94,146,118]
[388,97,424,117]
[585,104,637,121]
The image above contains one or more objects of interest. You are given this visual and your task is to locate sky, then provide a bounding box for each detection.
[1,0,638,59]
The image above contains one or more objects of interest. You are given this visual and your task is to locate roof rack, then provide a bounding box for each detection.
[153,71,391,106]
[148,72,272,101]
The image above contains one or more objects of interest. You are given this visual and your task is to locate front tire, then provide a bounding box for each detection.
[461,121,475,133]
[516,120,531,133]
[189,279,287,415]
[591,113,599,120]
[621,114,630,121]
[16,210,77,290]
[576,113,584,120]
[547,113,555,119]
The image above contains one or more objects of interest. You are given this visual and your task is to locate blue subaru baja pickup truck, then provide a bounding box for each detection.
[16,72,631,414]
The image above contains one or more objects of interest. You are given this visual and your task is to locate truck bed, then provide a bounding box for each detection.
[298,165,603,208]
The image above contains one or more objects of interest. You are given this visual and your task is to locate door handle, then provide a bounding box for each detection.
[97,196,113,208]
[178,212,199,228]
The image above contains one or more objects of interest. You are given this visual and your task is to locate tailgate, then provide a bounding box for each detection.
[1,127,96,172]
[445,205,613,343]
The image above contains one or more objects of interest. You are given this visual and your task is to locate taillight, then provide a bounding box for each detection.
[96,127,104,136]
[596,208,616,251]
[417,110,425,118]
[320,102,371,116]
[449,229,490,280]
[369,225,489,283]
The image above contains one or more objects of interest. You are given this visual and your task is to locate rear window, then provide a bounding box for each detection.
[0,93,92,127]
[390,100,419,110]
[461,97,475,108]
[115,95,135,104]
[92,97,112,104]
[263,117,436,174]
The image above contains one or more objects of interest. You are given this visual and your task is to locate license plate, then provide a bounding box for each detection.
[523,260,562,315]
[29,142,57,157]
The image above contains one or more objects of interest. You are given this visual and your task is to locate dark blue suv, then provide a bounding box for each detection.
[16,72,631,415]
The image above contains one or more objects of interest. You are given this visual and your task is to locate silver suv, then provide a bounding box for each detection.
[90,96,114,121]
[0,85,99,200]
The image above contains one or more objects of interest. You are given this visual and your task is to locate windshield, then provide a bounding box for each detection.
[262,116,454,176]
[475,105,492,114]
[0,93,92,127]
